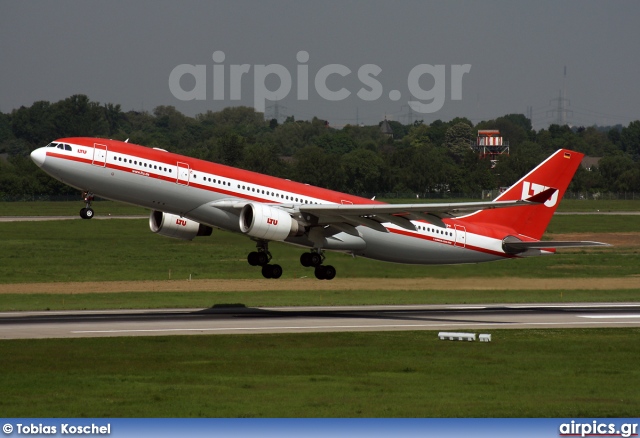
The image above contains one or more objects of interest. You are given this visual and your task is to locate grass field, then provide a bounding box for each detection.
[1,289,639,312]
[0,217,637,285]
[0,329,638,417]
[1,203,639,418]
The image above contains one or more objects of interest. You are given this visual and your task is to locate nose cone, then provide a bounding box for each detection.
[30,147,46,167]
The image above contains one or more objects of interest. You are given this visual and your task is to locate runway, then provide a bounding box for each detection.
[2,303,640,339]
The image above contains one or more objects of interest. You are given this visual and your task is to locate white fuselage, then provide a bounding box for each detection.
[31,139,532,266]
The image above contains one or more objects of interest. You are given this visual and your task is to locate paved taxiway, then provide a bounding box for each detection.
[2,303,640,339]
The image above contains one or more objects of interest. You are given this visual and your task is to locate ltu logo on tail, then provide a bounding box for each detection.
[522,181,558,207]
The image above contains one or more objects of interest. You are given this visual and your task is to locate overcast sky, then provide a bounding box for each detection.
[2,0,639,129]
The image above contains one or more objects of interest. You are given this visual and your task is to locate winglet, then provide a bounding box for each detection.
[526,187,557,204]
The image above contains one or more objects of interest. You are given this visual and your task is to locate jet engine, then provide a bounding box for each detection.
[239,203,304,241]
[149,210,213,240]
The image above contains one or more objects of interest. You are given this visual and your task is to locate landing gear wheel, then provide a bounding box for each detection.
[256,252,269,266]
[301,251,323,267]
[79,207,94,219]
[314,265,336,280]
[300,253,312,267]
[248,247,270,267]
[309,253,322,267]
[269,264,283,279]
[261,264,282,279]
[323,265,336,280]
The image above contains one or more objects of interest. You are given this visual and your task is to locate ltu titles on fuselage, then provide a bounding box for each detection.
[15,423,111,435]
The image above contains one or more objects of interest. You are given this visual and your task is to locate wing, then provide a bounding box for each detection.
[297,188,558,234]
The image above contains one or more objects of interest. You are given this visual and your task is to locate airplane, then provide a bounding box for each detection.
[30,138,608,280]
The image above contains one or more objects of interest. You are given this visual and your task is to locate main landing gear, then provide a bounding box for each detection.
[300,250,336,280]
[79,191,95,219]
[246,244,336,280]
[247,241,283,279]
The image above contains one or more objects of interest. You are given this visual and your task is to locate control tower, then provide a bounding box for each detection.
[471,130,510,168]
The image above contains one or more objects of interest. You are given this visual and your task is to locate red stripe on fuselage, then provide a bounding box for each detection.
[46,148,273,203]
[54,137,381,206]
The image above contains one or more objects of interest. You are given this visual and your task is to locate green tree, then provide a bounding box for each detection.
[312,132,356,155]
[620,121,640,159]
[292,146,344,190]
[341,148,386,194]
[210,106,266,137]
[10,101,57,146]
[443,122,472,163]
[569,165,605,193]
[598,155,636,191]
[218,132,246,166]
[0,112,13,143]
[53,94,109,137]
[241,143,287,176]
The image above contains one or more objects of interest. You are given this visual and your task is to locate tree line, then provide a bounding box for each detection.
[1,94,639,199]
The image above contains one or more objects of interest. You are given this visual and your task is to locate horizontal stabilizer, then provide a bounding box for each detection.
[503,240,610,255]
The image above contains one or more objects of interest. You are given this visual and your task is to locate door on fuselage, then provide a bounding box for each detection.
[454,224,466,248]
[92,143,107,167]
[177,162,190,186]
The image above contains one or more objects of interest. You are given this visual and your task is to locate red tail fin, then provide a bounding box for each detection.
[468,149,583,239]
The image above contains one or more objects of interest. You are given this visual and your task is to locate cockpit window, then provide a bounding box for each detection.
[47,142,58,148]
[64,144,72,151]
[57,144,64,149]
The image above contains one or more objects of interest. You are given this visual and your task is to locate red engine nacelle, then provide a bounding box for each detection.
[239,203,303,241]
[149,210,213,240]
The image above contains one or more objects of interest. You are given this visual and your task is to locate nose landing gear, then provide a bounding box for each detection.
[80,192,95,219]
